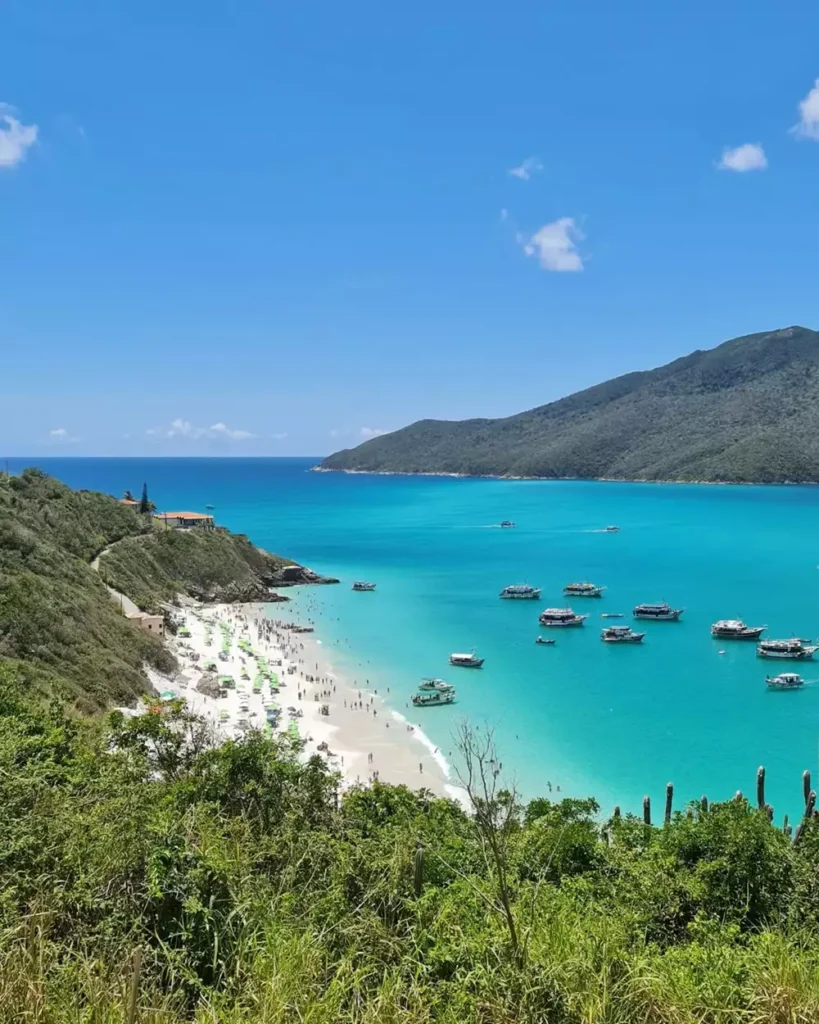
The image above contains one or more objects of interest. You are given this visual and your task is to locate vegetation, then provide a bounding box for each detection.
[2,683,819,1021]
[0,468,173,711]
[322,325,819,482]
[98,524,292,612]
[0,469,292,709]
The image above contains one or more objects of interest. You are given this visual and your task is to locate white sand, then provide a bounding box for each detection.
[148,600,458,799]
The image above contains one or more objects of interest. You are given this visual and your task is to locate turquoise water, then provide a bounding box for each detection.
[14,456,819,820]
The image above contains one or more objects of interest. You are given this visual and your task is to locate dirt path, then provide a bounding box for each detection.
[90,542,141,616]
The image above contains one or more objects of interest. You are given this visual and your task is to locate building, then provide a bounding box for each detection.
[126,612,165,637]
[155,511,215,530]
[120,498,140,507]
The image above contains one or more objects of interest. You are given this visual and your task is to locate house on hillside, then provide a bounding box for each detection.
[120,498,139,507]
[155,511,215,530]
[126,612,165,637]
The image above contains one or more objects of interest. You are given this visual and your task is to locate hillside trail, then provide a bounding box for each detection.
[90,541,141,616]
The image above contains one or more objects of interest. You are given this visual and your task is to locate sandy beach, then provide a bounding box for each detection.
[148,598,457,799]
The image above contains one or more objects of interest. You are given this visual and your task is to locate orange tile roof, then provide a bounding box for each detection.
[157,511,214,520]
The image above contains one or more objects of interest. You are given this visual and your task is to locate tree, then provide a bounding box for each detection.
[138,482,154,515]
[122,489,135,502]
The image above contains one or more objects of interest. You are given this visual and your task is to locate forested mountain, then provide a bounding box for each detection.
[322,326,819,482]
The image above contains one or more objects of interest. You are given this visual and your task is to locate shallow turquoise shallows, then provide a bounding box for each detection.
[17,456,819,821]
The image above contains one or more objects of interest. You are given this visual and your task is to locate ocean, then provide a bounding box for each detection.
[12,455,819,820]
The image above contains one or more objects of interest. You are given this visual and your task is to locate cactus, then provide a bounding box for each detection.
[664,783,673,826]
[413,843,424,897]
[613,805,621,819]
[757,766,765,809]
[700,795,708,814]
[793,790,816,846]
[766,804,773,822]
[734,790,743,802]
[643,796,651,826]
[783,814,789,834]
[804,770,812,807]
[785,822,793,839]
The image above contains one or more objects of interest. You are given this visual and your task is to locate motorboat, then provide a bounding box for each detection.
[535,636,556,645]
[352,581,376,592]
[418,678,454,692]
[539,607,587,627]
[711,619,765,640]
[499,520,516,528]
[766,672,804,690]
[634,603,683,622]
[500,584,541,600]
[412,690,456,707]
[604,525,620,533]
[601,613,624,619]
[757,639,818,661]
[449,650,485,668]
[601,626,645,644]
[564,582,605,598]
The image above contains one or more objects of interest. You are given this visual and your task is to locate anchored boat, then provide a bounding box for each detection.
[500,584,541,600]
[757,639,818,660]
[711,619,765,640]
[449,650,485,668]
[766,672,804,690]
[412,690,456,707]
[352,581,376,592]
[634,603,683,622]
[535,636,556,645]
[564,582,605,598]
[418,678,454,692]
[601,626,645,644]
[539,607,587,627]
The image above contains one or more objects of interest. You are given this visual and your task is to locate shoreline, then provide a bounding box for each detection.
[151,599,459,801]
[312,466,819,487]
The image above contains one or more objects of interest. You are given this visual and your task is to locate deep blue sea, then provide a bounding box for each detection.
[12,456,819,820]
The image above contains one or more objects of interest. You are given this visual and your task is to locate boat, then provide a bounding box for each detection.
[352,581,376,592]
[499,520,516,528]
[449,650,485,668]
[601,626,645,644]
[711,619,766,640]
[539,607,587,627]
[418,678,454,692]
[601,613,624,619]
[564,582,605,598]
[633,603,683,622]
[604,525,620,533]
[535,636,556,645]
[412,690,456,707]
[500,584,541,600]
[766,672,804,690]
[757,639,819,661]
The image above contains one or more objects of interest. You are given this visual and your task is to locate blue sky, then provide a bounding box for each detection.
[4,0,819,456]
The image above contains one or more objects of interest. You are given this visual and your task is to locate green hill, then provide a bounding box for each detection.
[0,469,297,711]
[322,325,819,482]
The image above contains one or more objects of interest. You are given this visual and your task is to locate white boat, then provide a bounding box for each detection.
[601,626,645,644]
[449,650,485,668]
[500,584,541,600]
[766,672,804,690]
[412,690,456,707]
[633,603,683,622]
[418,678,454,692]
[539,608,587,627]
[601,613,624,619]
[564,582,605,598]
[757,639,818,661]
[711,619,765,640]
[352,581,376,592]
[535,636,556,645]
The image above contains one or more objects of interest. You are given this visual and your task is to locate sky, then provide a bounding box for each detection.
[4,1,819,456]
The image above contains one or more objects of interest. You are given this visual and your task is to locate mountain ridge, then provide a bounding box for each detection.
[321,326,819,483]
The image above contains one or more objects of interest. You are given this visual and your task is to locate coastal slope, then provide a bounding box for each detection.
[322,325,819,482]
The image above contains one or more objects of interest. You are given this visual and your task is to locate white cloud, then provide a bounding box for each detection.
[500,208,508,223]
[146,418,255,441]
[0,105,38,169]
[509,156,543,181]
[520,218,584,272]
[270,432,288,441]
[360,427,388,439]
[48,427,79,443]
[718,143,767,172]
[792,78,819,140]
